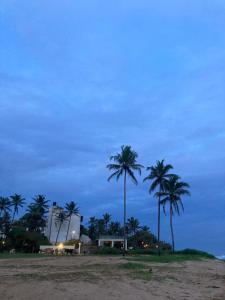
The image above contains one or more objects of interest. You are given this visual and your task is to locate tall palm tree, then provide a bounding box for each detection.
[107,145,143,255]
[10,194,25,223]
[159,175,190,253]
[103,213,111,232]
[143,160,173,255]
[33,195,49,216]
[55,211,68,245]
[127,217,140,236]
[0,197,11,217]
[65,201,79,241]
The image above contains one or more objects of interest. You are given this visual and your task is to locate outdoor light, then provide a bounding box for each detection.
[58,243,64,249]
[72,230,76,234]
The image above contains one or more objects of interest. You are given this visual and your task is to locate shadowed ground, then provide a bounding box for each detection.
[0,255,224,300]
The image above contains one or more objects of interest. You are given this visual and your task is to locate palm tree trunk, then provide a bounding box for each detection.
[55,222,62,245]
[157,196,161,256]
[11,209,16,224]
[123,170,127,256]
[170,202,175,253]
[66,216,71,241]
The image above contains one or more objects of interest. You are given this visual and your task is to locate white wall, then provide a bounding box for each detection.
[45,206,81,244]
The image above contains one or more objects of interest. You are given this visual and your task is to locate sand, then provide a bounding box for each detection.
[0,255,224,300]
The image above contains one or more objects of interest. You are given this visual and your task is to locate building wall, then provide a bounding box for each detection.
[45,206,81,244]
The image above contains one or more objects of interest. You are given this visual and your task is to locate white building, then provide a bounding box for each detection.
[45,202,81,244]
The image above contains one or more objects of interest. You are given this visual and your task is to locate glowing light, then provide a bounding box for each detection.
[72,230,76,235]
[58,243,64,249]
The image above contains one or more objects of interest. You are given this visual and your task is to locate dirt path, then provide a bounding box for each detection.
[0,256,224,300]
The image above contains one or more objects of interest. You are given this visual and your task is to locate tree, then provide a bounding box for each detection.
[65,201,79,241]
[21,204,46,232]
[55,211,67,245]
[108,221,123,236]
[107,145,143,256]
[33,195,49,216]
[88,217,98,240]
[10,194,25,223]
[0,211,11,237]
[159,175,190,252]
[143,160,173,255]
[97,219,105,236]
[103,213,111,232]
[0,197,11,217]
[127,217,140,236]
[128,229,157,249]
[141,225,150,232]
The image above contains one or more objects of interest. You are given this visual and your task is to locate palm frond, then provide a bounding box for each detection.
[107,170,121,181]
[127,168,138,185]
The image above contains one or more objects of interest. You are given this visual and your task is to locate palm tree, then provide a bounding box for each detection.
[141,225,150,232]
[143,160,173,255]
[108,221,122,236]
[159,175,190,253]
[127,217,140,236]
[88,217,98,240]
[22,204,46,232]
[107,145,143,255]
[10,194,25,223]
[103,213,111,232]
[0,197,11,217]
[65,201,79,241]
[55,211,68,245]
[33,195,49,216]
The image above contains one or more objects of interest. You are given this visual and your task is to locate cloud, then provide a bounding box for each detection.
[0,0,225,254]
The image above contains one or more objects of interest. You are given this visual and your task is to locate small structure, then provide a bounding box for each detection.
[40,243,81,255]
[97,235,127,251]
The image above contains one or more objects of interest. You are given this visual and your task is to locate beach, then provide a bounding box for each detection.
[0,255,224,300]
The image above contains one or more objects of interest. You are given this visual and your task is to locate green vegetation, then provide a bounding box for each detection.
[120,262,147,269]
[119,262,152,281]
[127,252,214,263]
[0,252,50,259]
[175,248,215,258]
[95,246,121,255]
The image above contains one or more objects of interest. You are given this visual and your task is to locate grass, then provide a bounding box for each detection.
[119,262,148,270]
[131,270,152,281]
[0,253,51,259]
[119,261,153,281]
[126,254,212,263]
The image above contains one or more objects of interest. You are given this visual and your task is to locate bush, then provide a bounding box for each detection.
[128,248,172,255]
[175,248,215,258]
[95,246,121,255]
[5,225,51,253]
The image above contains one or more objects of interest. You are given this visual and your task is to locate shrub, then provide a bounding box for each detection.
[175,248,215,258]
[95,246,121,255]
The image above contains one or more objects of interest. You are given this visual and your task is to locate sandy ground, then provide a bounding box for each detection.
[0,255,225,300]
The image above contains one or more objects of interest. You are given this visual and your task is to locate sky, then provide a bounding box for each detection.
[0,0,225,255]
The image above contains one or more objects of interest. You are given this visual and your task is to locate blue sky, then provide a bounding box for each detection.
[0,0,225,255]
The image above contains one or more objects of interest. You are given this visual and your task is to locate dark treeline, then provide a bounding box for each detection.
[0,144,190,254]
[0,195,79,252]
[85,214,171,250]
